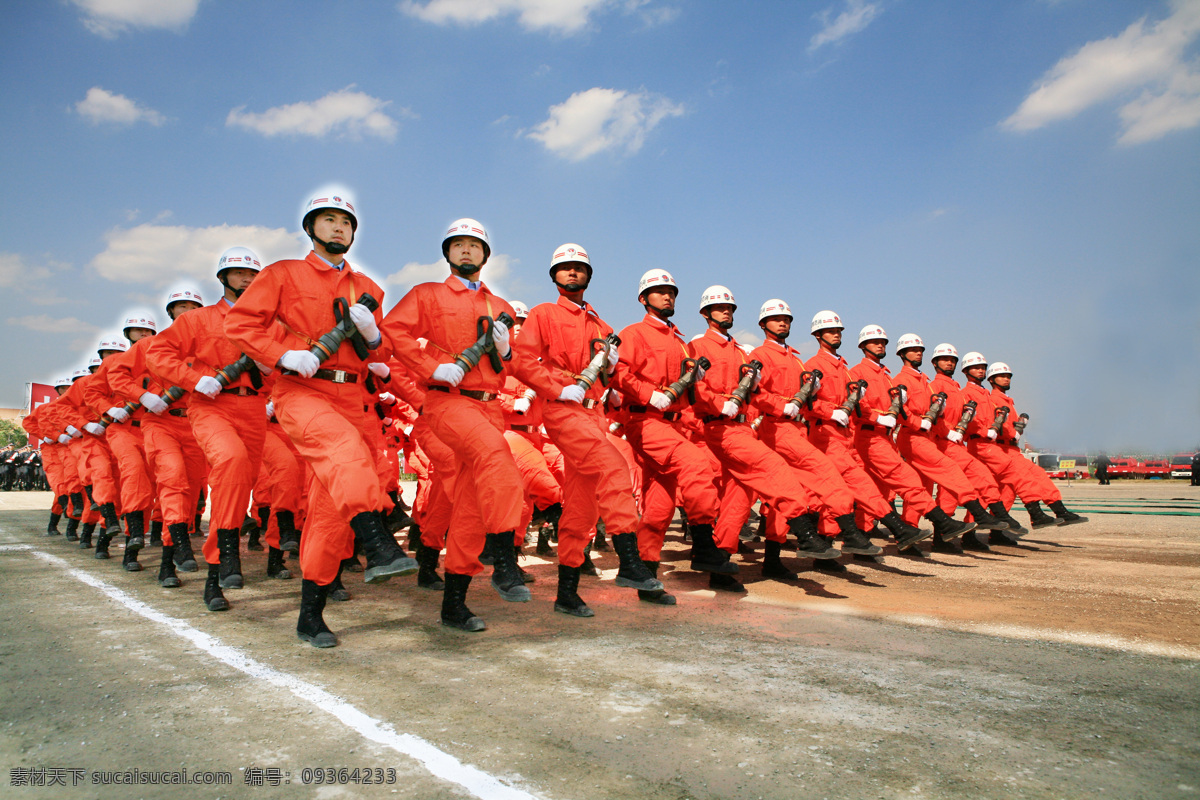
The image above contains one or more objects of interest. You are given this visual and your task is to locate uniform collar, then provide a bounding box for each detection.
[556,295,594,316]
[444,275,486,293]
[306,251,352,273]
[642,312,682,337]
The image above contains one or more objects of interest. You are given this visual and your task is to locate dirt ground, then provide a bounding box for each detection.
[1,481,1197,800]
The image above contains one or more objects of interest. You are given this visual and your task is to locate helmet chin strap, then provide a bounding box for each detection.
[307,224,352,256]
[451,262,481,278]
[554,278,589,293]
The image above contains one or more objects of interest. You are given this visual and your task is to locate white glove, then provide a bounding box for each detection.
[512,397,531,415]
[1014,435,1021,445]
[606,343,619,371]
[831,409,850,427]
[695,364,707,380]
[106,406,129,423]
[265,401,275,419]
[368,362,390,379]
[900,387,908,404]
[752,369,762,389]
[378,392,396,405]
[607,389,622,407]
[947,430,964,443]
[194,376,223,399]
[876,414,897,429]
[649,391,672,411]
[721,399,741,418]
[783,401,800,419]
[140,392,168,415]
[57,434,71,445]
[986,429,998,440]
[383,416,394,426]
[558,384,586,404]
[920,419,932,431]
[492,318,511,357]
[84,422,106,436]
[348,303,380,343]
[431,363,465,386]
[278,350,320,378]
[403,424,414,436]
[42,436,53,444]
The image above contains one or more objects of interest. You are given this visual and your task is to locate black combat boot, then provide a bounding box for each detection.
[487,532,531,601]
[204,564,229,611]
[351,511,417,584]
[834,514,883,556]
[385,499,414,534]
[216,528,243,589]
[122,538,142,572]
[989,502,1028,535]
[592,519,610,551]
[880,511,933,550]
[98,501,122,540]
[149,519,163,547]
[158,545,181,588]
[554,564,594,617]
[297,580,337,648]
[789,514,841,560]
[514,547,536,584]
[638,561,676,605]
[244,512,263,552]
[1048,499,1088,525]
[79,522,95,549]
[926,507,977,542]
[267,547,292,579]
[960,527,992,552]
[931,531,964,554]
[989,528,1023,547]
[580,540,600,576]
[94,524,115,560]
[689,522,739,574]
[1025,501,1062,529]
[478,533,497,566]
[64,515,80,542]
[762,540,798,580]
[70,491,86,521]
[415,538,444,590]
[709,572,747,592]
[169,523,197,571]
[46,511,61,536]
[441,573,486,632]
[964,500,1009,531]
[125,510,146,551]
[329,565,352,602]
[611,532,663,591]
[536,526,554,555]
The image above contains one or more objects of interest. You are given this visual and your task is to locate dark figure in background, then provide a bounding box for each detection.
[1191,452,1200,487]
[1093,453,1112,485]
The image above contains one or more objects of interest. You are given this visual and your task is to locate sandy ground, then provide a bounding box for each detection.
[1,481,1197,800]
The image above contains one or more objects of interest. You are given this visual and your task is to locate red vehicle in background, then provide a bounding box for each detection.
[1107,457,1142,478]
[1142,459,1172,479]
[1171,454,1196,480]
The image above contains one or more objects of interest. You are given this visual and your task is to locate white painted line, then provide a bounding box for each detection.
[24,548,544,800]
[0,544,32,552]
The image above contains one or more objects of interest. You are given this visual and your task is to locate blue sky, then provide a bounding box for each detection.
[3,0,1198,453]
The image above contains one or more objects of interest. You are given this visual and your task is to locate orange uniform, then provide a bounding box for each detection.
[962,380,1058,503]
[929,371,1003,510]
[82,349,156,521]
[991,387,1062,505]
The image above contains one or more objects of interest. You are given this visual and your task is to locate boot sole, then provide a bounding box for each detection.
[176,560,198,572]
[554,602,595,617]
[639,590,677,605]
[206,598,229,612]
[127,537,144,550]
[268,570,293,580]
[160,577,182,588]
[364,557,419,585]
[898,545,928,558]
[298,631,338,648]
[330,590,352,602]
[219,575,244,589]
[615,575,664,591]
[1056,517,1089,525]
[94,552,110,560]
[491,579,532,602]
[1030,518,1063,529]
[124,563,143,572]
[895,529,935,549]
[279,542,300,554]
[417,579,445,591]
[838,544,882,556]
[441,617,487,632]
[799,547,844,560]
[690,559,740,575]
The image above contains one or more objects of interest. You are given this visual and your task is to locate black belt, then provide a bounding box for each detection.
[510,424,537,433]
[129,420,141,428]
[311,368,358,384]
[1008,437,1019,446]
[221,387,259,396]
[428,385,497,402]
[860,423,875,431]
[628,405,681,422]
[969,434,983,440]
[556,398,599,409]
[167,408,188,418]
[703,414,746,424]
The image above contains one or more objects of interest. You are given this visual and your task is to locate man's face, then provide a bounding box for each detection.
[223,268,257,294]
[642,287,676,317]
[902,347,924,368]
[817,329,843,350]
[168,300,202,320]
[965,365,987,382]
[552,264,590,293]
[762,315,791,341]
[127,327,155,343]
[991,374,1012,390]
[447,236,485,272]
[311,210,354,251]
[861,339,887,358]
[98,350,121,361]
[705,303,735,329]
[932,356,957,374]
[512,318,525,336]
[55,386,68,396]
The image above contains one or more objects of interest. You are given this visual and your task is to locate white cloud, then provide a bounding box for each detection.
[226,87,404,141]
[90,223,308,287]
[74,87,166,127]
[401,0,610,34]
[387,254,515,299]
[7,314,100,336]
[1003,0,1200,144]
[732,328,763,349]
[809,0,880,52]
[528,87,684,161]
[0,253,53,288]
[72,0,200,37]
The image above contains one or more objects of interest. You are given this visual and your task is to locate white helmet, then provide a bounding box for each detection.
[858,324,888,346]
[121,310,158,340]
[549,243,592,278]
[931,342,958,361]
[216,246,262,280]
[758,299,793,324]
[165,284,204,313]
[71,367,90,382]
[896,333,924,352]
[986,362,1012,380]
[960,351,987,371]
[511,300,530,318]
[638,268,677,297]
[302,190,358,233]
[86,356,102,371]
[811,310,843,334]
[699,285,736,313]
[54,376,73,389]
[442,218,491,263]
[96,335,128,355]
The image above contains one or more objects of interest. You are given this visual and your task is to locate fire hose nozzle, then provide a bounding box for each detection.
[453,311,516,375]
[575,333,622,391]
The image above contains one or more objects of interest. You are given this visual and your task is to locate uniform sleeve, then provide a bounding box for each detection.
[688,339,724,418]
[145,313,208,391]
[610,327,662,406]
[80,363,116,418]
[749,348,790,416]
[380,286,444,382]
[224,267,297,370]
[511,307,571,400]
[894,372,925,432]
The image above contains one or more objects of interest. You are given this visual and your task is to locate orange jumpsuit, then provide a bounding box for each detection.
[147,300,267,565]
[751,338,856,540]
[929,372,1003,511]
[108,335,207,543]
[499,376,562,540]
[690,329,812,553]
[891,363,979,521]
[83,349,156,519]
[613,314,720,562]
[225,252,389,586]
[512,297,639,568]
[801,348,893,529]
[992,387,1062,506]
[962,380,1059,503]
[55,374,122,511]
[381,276,523,577]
